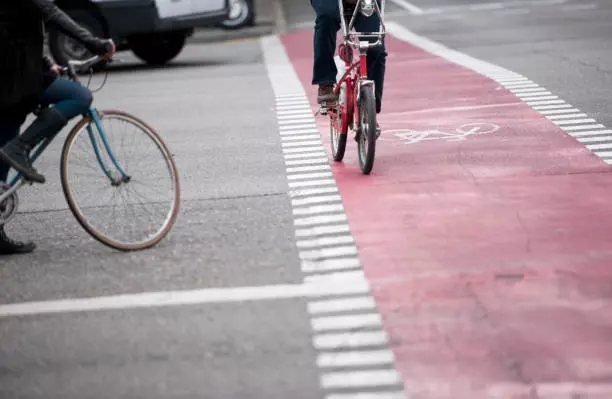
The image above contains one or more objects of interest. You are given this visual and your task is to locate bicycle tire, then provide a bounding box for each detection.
[330,82,348,162]
[357,85,377,175]
[60,110,181,251]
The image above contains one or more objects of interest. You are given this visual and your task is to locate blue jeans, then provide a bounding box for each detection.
[0,77,92,182]
[311,0,387,113]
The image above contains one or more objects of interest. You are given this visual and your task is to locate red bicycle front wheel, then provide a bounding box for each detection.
[330,82,349,161]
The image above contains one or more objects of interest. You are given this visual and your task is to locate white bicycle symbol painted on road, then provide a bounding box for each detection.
[385,123,501,145]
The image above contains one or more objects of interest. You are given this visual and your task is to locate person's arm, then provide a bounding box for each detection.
[29,0,114,56]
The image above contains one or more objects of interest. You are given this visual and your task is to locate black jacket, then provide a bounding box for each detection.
[0,0,110,108]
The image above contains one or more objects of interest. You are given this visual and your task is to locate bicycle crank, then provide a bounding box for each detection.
[0,183,19,225]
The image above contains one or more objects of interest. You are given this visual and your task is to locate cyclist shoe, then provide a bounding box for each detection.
[317,84,337,104]
[0,107,68,184]
[0,226,35,255]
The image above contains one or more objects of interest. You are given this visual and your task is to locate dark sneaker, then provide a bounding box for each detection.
[0,226,35,255]
[317,84,337,104]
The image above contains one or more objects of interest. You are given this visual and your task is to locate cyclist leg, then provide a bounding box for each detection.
[0,106,36,255]
[311,0,341,103]
[354,1,387,114]
[0,76,92,184]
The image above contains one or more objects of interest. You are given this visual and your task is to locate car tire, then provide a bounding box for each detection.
[219,0,255,30]
[129,32,187,66]
[47,9,109,71]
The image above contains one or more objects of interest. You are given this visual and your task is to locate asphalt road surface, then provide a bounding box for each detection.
[2,0,612,398]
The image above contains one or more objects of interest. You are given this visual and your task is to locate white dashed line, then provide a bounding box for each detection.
[262,34,405,396]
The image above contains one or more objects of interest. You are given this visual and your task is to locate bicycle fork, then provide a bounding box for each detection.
[88,108,131,186]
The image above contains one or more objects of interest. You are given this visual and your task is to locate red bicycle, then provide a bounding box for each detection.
[320,0,386,175]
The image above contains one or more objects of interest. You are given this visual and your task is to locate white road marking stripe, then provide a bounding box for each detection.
[296,224,351,238]
[277,105,312,111]
[279,124,318,131]
[388,0,425,14]
[276,99,310,105]
[520,95,559,101]
[283,146,325,154]
[569,129,612,137]
[293,203,345,216]
[320,370,402,389]
[526,100,566,106]
[292,194,341,206]
[288,172,333,181]
[288,179,337,189]
[290,187,339,197]
[554,119,597,125]
[562,124,605,131]
[592,151,612,157]
[305,270,367,284]
[502,83,538,88]
[532,104,573,110]
[538,108,580,115]
[546,113,588,120]
[279,118,316,126]
[314,331,389,350]
[278,114,314,121]
[282,140,322,148]
[587,143,612,151]
[497,77,529,83]
[311,313,382,332]
[576,136,612,143]
[295,214,348,227]
[510,88,549,94]
[282,134,321,142]
[284,152,328,160]
[287,165,332,175]
[285,158,330,167]
[470,3,505,10]
[280,129,320,136]
[300,245,358,260]
[278,110,312,116]
[276,94,307,100]
[516,92,554,97]
[297,235,354,249]
[0,282,371,317]
[308,296,376,314]
[326,392,406,399]
[317,350,395,368]
[302,257,361,272]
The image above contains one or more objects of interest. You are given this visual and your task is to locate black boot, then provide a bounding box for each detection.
[0,107,67,184]
[0,226,35,255]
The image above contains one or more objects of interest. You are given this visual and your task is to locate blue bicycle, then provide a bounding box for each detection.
[0,55,181,251]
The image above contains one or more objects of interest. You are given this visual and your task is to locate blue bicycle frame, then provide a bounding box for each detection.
[4,106,130,192]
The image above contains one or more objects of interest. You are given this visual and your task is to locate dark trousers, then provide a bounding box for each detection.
[311,0,387,112]
[0,77,93,182]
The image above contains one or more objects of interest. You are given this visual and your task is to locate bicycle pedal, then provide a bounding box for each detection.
[318,106,329,116]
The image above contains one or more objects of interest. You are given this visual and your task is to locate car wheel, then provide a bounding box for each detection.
[129,32,187,65]
[47,9,109,71]
[219,0,255,30]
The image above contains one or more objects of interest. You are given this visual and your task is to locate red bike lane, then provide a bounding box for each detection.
[281,29,612,398]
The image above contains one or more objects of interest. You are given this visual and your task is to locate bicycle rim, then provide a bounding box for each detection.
[357,86,377,175]
[60,110,180,251]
